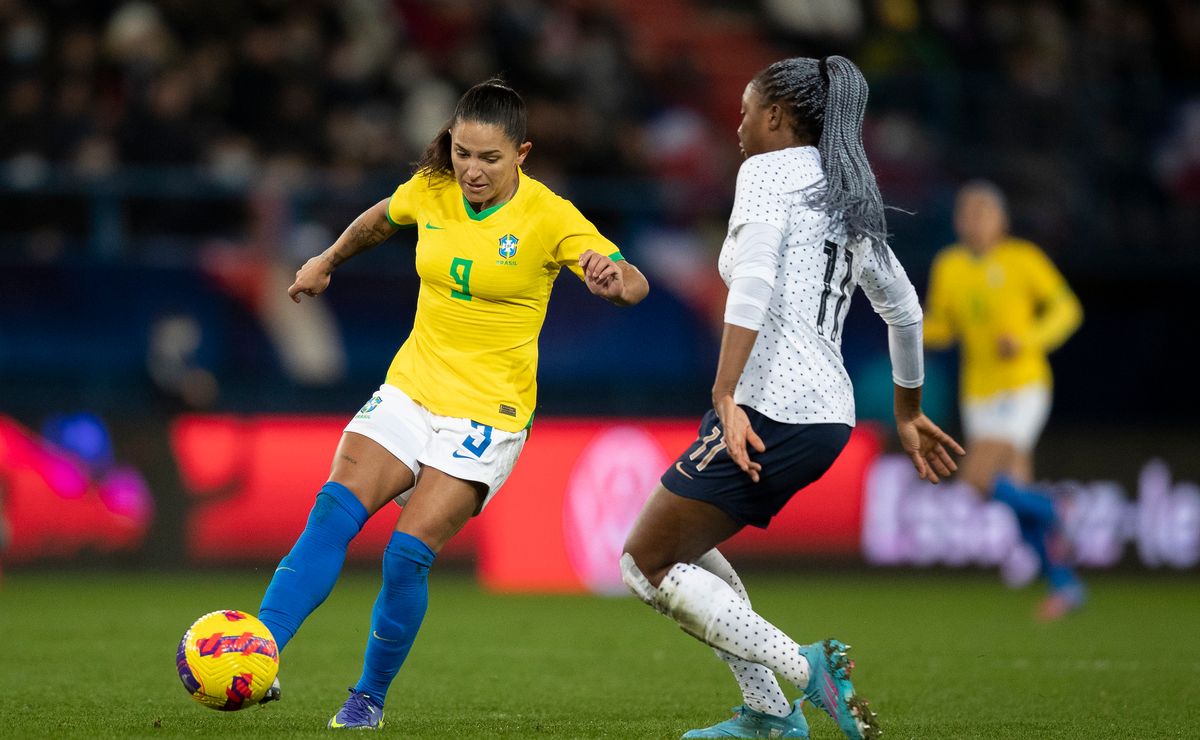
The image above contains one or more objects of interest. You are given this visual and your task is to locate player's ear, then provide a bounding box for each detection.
[767,103,783,131]
[515,141,532,166]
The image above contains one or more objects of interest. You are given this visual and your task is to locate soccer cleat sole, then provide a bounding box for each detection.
[808,640,881,740]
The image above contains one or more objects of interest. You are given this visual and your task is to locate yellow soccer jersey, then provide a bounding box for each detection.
[924,238,1082,400]
[382,169,623,432]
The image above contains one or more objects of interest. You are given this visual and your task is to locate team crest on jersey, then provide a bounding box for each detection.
[355,395,382,419]
[498,234,519,259]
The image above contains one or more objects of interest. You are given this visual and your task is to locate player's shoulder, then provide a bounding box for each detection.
[996,237,1050,263]
[518,171,560,207]
[737,146,823,193]
[401,170,456,198]
[518,171,582,226]
[932,243,972,268]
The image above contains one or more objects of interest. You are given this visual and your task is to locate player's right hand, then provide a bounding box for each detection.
[288,254,335,303]
[714,395,765,483]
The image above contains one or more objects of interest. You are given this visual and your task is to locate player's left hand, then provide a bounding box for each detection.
[997,334,1020,359]
[896,413,965,484]
[580,249,624,300]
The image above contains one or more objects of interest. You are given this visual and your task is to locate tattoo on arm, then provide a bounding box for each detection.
[339,453,358,465]
[330,208,396,266]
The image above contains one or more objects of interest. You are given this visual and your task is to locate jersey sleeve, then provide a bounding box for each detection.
[858,242,923,327]
[1022,244,1082,351]
[728,155,791,232]
[550,198,623,281]
[385,176,421,228]
[922,251,957,349]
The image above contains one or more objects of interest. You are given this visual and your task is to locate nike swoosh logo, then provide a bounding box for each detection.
[275,566,296,574]
[452,450,477,459]
[674,462,694,479]
[372,630,399,643]
[425,222,444,230]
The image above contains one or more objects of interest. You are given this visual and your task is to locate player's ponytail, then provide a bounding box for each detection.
[753,56,890,264]
[415,77,527,180]
[416,126,454,179]
[817,56,888,263]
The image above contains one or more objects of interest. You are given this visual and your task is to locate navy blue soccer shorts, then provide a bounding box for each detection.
[660,406,852,528]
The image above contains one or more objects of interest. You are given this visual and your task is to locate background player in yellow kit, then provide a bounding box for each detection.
[924,180,1084,619]
[254,78,649,729]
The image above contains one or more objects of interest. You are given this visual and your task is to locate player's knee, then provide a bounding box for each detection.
[960,460,993,494]
[619,552,662,607]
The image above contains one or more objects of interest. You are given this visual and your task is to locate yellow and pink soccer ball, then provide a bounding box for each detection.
[176,610,279,710]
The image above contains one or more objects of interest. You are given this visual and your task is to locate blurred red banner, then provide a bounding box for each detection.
[170,415,880,591]
[171,415,482,563]
[0,416,152,564]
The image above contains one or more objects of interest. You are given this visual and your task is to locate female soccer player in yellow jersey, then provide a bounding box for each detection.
[924,180,1084,619]
[621,56,962,740]
[253,78,648,730]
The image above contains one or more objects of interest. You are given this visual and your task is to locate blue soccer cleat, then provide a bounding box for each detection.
[327,688,384,730]
[682,699,809,738]
[798,639,879,739]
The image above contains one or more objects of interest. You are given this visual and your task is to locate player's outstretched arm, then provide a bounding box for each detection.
[288,198,398,303]
[894,384,965,484]
[579,249,649,306]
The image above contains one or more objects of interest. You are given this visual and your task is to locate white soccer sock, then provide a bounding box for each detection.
[658,562,811,691]
[695,549,793,717]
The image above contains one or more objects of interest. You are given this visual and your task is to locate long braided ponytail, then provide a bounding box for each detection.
[753,56,890,265]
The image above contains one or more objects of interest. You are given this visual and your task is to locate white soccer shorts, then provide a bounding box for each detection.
[343,383,526,510]
[961,382,1052,452]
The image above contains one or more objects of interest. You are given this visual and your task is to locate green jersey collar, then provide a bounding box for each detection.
[462,169,524,221]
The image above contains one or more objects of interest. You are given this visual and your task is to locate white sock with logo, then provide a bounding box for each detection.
[658,562,811,692]
[695,549,793,718]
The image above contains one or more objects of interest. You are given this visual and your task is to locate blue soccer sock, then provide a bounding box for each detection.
[994,476,1080,592]
[259,481,369,652]
[992,476,1056,526]
[354,531,436,706]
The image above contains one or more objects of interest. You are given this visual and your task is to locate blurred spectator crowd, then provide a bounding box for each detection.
[2,0,1198,264]
[2,0,1199,425]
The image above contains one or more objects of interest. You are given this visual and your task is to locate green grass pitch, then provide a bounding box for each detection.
[0,570,1196,738]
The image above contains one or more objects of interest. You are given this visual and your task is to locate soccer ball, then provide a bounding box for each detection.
[176,609,279,710]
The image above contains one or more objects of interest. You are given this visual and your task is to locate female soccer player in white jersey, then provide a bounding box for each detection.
[253,78,648,730]
[620,57,963,740]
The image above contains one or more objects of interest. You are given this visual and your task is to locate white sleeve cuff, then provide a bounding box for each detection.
[724,275,775,330]
[723,222,783,330]
[888,321,924,388]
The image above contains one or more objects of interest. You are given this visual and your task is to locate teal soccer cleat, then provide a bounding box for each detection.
[797,640,879,740]
[328,688,384,730]
[682,700,809,738]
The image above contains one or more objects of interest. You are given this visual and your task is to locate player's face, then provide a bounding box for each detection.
[451,120,532,209]
[737,83,770,158]
[954,189,1009,252]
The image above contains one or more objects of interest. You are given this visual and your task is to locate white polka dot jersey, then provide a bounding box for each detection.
[717,146,923,426]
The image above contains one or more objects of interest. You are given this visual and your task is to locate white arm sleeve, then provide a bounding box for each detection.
[859,242,924,387]
[723,222,783,330]
[888,321,924,388]
[858,243,923,326]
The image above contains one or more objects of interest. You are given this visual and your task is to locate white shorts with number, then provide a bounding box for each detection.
[343,383,527,511]
[961,383,1052,453]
